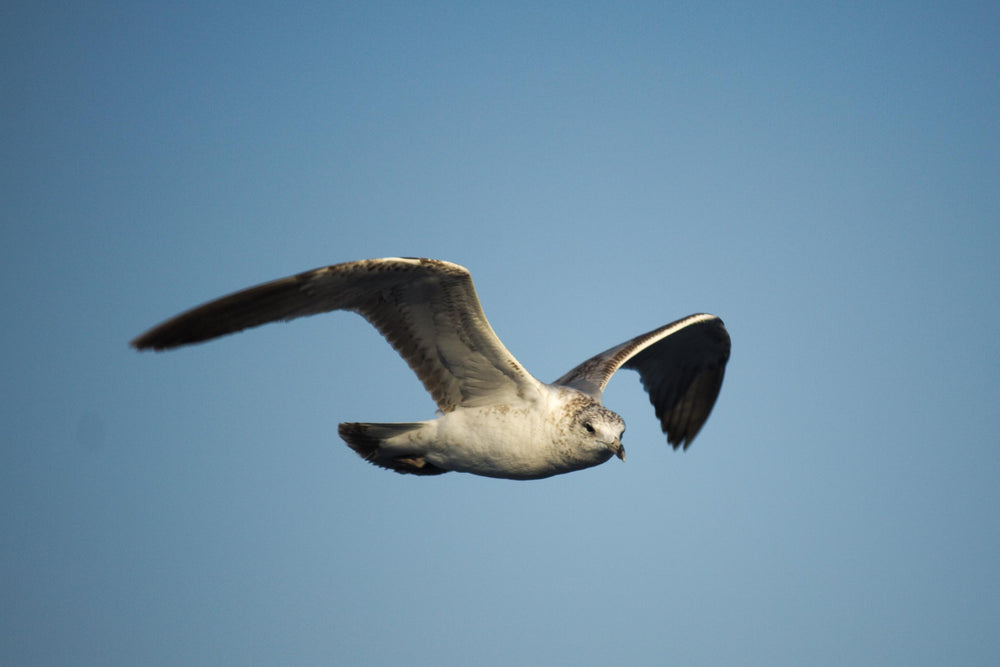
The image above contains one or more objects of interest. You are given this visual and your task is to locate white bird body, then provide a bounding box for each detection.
[368,386,622,479]
[132,258,730,480]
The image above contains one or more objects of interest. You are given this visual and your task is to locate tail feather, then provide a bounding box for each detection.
[338,422,448,476]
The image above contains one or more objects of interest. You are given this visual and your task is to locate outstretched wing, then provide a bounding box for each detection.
[132,258,542,412]
[555,314,730,449]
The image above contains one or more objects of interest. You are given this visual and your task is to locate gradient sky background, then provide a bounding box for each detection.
[3,2,998,665]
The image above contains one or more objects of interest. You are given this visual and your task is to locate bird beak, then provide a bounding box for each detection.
[613,439,625,462]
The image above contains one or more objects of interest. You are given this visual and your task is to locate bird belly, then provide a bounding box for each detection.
[421,405,604,480]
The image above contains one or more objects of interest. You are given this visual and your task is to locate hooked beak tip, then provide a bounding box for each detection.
[614,441,626,462]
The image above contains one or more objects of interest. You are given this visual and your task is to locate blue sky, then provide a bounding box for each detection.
[3,2,998,665]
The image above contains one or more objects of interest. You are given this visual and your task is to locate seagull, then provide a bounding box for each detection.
[132,258,730,480]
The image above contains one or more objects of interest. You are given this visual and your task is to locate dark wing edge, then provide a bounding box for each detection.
[556,314,731,449]
[130,257,540,412]
[130,269,323,350]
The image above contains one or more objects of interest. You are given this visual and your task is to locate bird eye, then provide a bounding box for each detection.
[583,422,595,434]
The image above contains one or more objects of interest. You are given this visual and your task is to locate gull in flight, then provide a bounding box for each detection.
[132,258,731,480]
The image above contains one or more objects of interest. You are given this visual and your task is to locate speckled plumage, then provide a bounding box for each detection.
[132,258,730,479]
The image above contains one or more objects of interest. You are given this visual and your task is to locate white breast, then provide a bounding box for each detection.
[421,387,604,479]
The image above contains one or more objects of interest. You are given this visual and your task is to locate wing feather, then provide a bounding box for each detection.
[131,258,541,411]
[555,314,730,449]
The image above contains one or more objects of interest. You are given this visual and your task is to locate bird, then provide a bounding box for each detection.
[131,257,731,480]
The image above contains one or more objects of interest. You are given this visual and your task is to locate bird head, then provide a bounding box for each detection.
[575,402,626,462]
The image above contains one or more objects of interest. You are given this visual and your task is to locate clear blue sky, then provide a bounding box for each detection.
[3,2,998,665]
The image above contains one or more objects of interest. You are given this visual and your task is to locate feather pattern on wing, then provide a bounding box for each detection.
[554,314,731,449]
[131,258,541,411]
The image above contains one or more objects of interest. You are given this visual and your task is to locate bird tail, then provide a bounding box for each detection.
[338,422,448,476]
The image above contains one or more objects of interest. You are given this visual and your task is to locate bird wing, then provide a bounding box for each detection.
[131,258,543,412]
[554,314,731,449]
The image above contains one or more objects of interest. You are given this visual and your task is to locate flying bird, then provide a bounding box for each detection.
[132,258,730,479]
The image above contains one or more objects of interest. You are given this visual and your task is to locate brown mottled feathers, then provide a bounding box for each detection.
[131,258,539,412]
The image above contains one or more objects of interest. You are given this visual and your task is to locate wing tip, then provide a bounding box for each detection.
[668,433,700,451]
[130,330,162,351]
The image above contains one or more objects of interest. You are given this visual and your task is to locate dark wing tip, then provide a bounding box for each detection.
[129,258,470,353]
[128,297,266,351]
[128,270,322,352]
[130,309,235,350]
[129,319,218,351]
[623,314,730,450]
[130,334,156,351]
[661,363,727,450]
[130,320,194,351]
